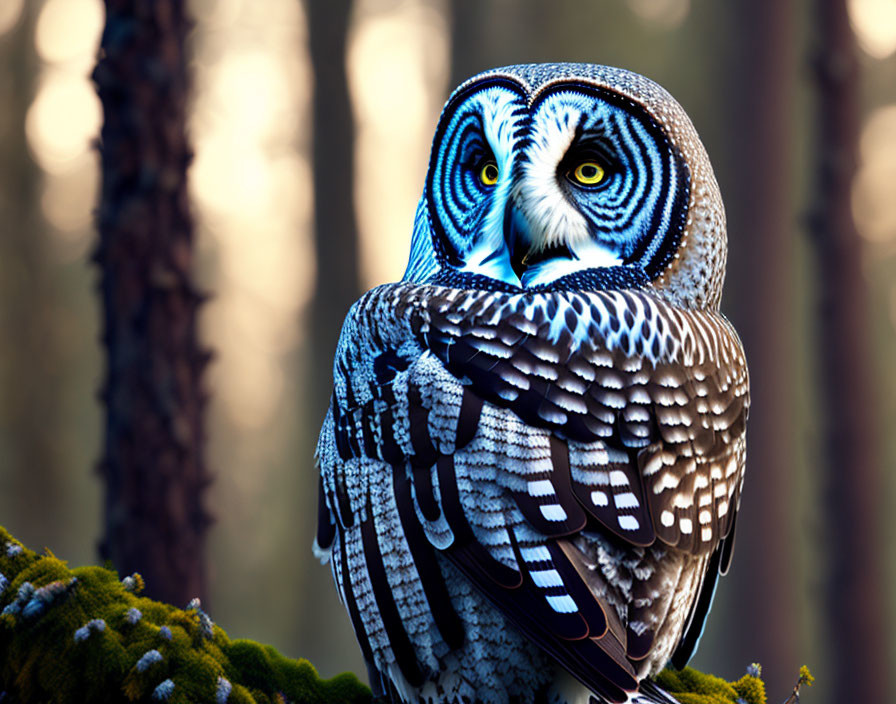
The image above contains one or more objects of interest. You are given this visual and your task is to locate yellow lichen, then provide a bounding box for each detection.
[798,665,814,688]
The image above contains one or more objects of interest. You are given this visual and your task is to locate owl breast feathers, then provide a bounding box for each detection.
[315,63,749,704]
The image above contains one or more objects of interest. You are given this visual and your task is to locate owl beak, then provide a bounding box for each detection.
[504,202,574,284]
[505,204,531,281]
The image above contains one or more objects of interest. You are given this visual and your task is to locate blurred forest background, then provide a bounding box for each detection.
[1,1,895,702]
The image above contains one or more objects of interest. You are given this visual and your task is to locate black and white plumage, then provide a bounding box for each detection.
[314,63,749,704]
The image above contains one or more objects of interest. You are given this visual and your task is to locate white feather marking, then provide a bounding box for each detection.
[591,490,609,507]
[618,515,640,531]
[496,387,520,401]
[642,453,664,476]
[725,454,739,477]
[530,569,564,588]
[527,479,555,497]
[613,492,640,509]
[520,545,551,563]
[311,538,331,564]
[546,594,578,613]
[624,406,651,422]
[656,471,680,491]
[539,504,568,521]
[630,388,651,404]
[672,493,693,509]
[609,470,628,487]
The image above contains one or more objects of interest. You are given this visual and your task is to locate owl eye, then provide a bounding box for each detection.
[570,161,606,186]
[479,161,499,186]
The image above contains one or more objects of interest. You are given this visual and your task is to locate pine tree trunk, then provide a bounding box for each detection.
[809,1,889,700]
[715,2,801,695]
[301,0,364,673]
[93,0,210,607]
[308,0,362,414]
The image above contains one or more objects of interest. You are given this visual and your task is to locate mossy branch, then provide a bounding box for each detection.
[0,527,810,704]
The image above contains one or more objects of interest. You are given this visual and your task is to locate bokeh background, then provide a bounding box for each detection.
[1,1,895,702]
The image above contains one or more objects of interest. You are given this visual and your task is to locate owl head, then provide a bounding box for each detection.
[404,63,726,309]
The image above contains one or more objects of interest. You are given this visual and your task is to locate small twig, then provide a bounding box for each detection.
[780,666,815,704]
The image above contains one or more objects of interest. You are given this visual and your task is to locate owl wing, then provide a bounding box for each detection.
[316,282,748,701]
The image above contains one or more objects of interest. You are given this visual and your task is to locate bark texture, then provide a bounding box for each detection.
[93,0,210,606]
[809,1,889,701]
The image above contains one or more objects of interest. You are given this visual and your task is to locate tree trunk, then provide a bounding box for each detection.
[307,0,362,414]
[301,0,365,675]
[809,1,889,701]
[711,1,801,695]
[93,0,211,607]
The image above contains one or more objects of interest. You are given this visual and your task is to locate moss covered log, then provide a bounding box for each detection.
[0,526,805,704]
[0,527,369,704]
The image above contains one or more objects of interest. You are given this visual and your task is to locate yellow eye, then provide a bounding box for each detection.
[480,161,499,186]
[571,161,605,186]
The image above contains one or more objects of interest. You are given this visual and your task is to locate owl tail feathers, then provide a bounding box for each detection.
[366,661,405,704]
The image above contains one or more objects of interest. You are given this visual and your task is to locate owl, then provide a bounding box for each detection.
[314,63,748,704]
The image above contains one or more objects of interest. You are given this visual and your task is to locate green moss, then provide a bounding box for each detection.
[656,665,766,704]
[731,673,767,704]
[0,526,371,704]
